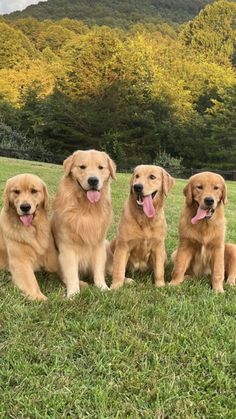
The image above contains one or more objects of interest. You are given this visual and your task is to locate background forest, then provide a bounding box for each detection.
[0,0,236,169]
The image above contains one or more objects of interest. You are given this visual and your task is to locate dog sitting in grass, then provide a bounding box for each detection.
[0,174,60,301]
[51,149,116,298]
[110,165,174,289]
[170,172,236,292]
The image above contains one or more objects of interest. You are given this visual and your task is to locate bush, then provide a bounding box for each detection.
[0,122,54,162]
[153,149,185,177]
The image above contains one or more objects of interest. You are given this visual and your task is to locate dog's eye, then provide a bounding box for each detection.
[214,186,219,190]
[31,188,38,194]
[149,175,156,180]
[13,190,20,195]
[79,165,86,170]
[98,165,104,170]
[135,174,140,179]
[196,185,203,190]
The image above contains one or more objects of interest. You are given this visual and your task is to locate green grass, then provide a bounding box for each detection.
[0,157,236,418]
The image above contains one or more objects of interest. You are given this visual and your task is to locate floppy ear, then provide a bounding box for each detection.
[183,182,193,206]
[63,154,74,176]
[129,171,135,194]
[3,181,10,211]
[42,182,49,211]
[162,168,174,196]
[107,155,117,180]
[221,182,228,205]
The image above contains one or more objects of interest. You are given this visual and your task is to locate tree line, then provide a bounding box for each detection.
[0,0,236,169]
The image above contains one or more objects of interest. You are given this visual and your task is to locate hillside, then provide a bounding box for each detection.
[6,0,214,26]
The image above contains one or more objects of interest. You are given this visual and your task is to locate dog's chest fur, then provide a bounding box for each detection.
[128,239,154,271]
[190,244,212,277]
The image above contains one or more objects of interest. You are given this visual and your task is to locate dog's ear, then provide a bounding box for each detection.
[3,181,10,211]
[162,168,174,196]
[42,181,49,211]
[129,170,136,194]
[63,154,74,176]
[105,153,117,180]
[221,181,228,205]
[183,181,193,206]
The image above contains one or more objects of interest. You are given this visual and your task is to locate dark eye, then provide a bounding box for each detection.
[79,165,86,170]
[214,186,219,190]
[135,174,140,179]
[196,185,203,190]
[31,188,38,194]
[13,190,20,195]
[149,174,156,180]
[98,165,104,170]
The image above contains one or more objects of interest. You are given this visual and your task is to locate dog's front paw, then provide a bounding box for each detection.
[213,286,224,294]
[66,288,80,299]
[155,280,165,288]
[226,277,236,286]
[169,278,183,286]
[96,283,110,292]
[124,277,135,285]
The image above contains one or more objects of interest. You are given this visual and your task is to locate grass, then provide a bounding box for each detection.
[0,157,236,418]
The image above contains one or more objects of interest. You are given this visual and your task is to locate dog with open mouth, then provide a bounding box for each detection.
[110,165,174,289]
[170,171,236,292]
[51,149,116,298]
[0,173,61,301]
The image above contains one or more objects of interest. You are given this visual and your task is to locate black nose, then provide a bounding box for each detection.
[204,197,214,207]
[133,184,144,194]
[20,203,31,213]
[88,177,99,188]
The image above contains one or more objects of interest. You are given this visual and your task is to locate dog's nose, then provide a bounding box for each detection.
[20,203,31,213]
[133,184,144,194]
[204,197,214,207]
[88,177,99,188]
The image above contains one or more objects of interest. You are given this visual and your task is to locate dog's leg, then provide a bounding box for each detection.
[58,246,80,298]
[9,260,47,301]
[211,245,225,293]
[105,240,113,276]
[153,244,166,287]
[111,243,129,289]
[92,243,109,291]
[169,243,193,286]
[225,243,236,286]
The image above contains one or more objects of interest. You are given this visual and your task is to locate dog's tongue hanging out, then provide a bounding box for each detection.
[20,214,34,227]
[191,207,209,225]
[86,190,101,203]
[143,195,156,218]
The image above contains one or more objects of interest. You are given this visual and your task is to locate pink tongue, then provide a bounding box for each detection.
[143,195,156,218]
[20,214,34,227]
[191,207,208,225]
[86,190,101,203]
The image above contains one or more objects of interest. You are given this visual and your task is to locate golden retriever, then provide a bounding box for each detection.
[51,149,116,298]
[170,171,236,292]
[111,165,174,289]
[0,173,59,301]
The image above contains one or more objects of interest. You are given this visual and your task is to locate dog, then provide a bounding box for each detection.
[170,171,236,292]
[51,149,116,298]
[0,173,60,301]
[111,165,174,289]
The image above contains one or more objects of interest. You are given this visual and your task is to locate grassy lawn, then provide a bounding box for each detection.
[0,157,236,418]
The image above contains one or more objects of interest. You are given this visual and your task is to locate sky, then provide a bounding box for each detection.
[0,0,47,14]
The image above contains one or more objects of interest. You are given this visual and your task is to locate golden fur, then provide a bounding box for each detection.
[170,171,236,292]
[0,174,59,301]
[51,149,116,297]
[111,165,174,289]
